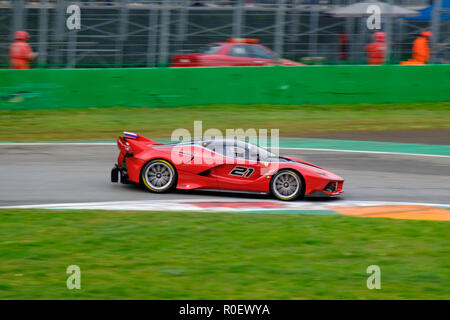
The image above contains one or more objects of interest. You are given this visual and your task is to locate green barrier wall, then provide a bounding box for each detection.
[0,65,449,110]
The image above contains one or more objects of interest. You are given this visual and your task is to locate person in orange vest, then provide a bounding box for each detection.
[9,31,38,69]
[412,31,432,64]
[365,32,387,65]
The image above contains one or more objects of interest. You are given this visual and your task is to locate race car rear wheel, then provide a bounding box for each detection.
[141,159,177,193]
[270,170,304,201]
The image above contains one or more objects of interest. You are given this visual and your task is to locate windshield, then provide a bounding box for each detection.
[250,45,278,60]
[247,142,277,161]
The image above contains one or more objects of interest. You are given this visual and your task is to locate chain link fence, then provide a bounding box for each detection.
[1,0,447,68]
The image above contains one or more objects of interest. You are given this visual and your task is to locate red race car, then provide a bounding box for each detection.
[111,132,344,201]
[171,38,303,67]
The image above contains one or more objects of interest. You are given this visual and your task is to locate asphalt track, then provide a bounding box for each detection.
[1,144,449,206]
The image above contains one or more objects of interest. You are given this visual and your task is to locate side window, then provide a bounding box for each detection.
[229,45,252,58]
[206,141,249,159]
[205,141,222,154]
[225,146,246,159]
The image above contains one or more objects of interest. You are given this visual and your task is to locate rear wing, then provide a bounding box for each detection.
[117,131,163,155]
[122,131,162,145]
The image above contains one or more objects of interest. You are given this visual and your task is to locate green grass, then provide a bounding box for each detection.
[0,209,448,299]
[1,102,449,141]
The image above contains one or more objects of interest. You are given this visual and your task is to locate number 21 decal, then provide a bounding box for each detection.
[229,166,254,178]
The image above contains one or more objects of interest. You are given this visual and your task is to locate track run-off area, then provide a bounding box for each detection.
[1,141,449,221]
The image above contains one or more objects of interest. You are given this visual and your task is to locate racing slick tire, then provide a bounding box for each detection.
[141,159,177,193]
[270,169,304,201]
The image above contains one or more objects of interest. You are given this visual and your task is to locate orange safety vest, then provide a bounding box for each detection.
[412,36,430,64]
[365,41,387,65]
[9,40,35,69]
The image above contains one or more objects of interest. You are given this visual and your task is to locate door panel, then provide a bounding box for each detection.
[172,145,222,189]
[215,158,267,192]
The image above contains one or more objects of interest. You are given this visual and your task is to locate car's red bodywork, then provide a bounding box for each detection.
[171,41,303,67]
[112,133,344,198]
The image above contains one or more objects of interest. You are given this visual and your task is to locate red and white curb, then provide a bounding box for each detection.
[1,199,449,221]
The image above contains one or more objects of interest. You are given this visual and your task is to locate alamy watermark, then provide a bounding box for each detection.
[366,265,381,290]
[66,265,81,290]
[66,4,81,30]
[169,121,280,173]
[366,5,382,30]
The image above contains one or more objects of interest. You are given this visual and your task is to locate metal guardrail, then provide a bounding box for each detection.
[0,1,434,7]
[0,0,447,68]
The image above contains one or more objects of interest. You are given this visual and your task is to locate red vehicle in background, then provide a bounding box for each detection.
[171,38,303,67]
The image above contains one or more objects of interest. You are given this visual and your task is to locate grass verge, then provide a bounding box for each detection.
[0,102,449,141]
[0,209,448,299]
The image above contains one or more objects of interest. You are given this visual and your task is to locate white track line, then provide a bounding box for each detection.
[0,142,115,146]
[280,147,450,158]
[0,142,448,158]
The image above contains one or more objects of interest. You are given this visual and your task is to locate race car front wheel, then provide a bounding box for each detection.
[270,170,304,201]
[141,159,177,193]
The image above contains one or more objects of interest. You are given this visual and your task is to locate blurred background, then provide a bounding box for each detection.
[1,0,449,68]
